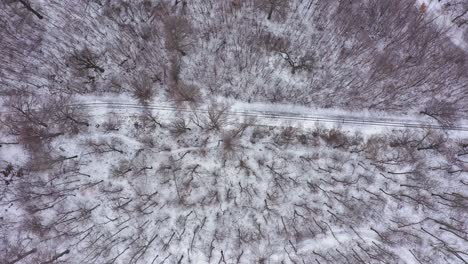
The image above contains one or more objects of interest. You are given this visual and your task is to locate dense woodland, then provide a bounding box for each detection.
[1,0,468,263]
[2,0,468,112]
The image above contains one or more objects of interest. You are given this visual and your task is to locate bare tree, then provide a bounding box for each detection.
[68,47,105,74]
[3,89,49,130]
[48,96,90,134]
[451,6,468,27]
[221,130,242,160]
[163,15,193,56]
[167,56,201,105]
[204,102,230,131]
[5,248,38,264]
[169,117,191,136]
[279,51,316,74]
[66,47,105,93]
[131,75,157,105]
[420,99,460,128]
[84,137,125,155]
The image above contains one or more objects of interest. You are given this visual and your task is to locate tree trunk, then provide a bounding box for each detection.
[7,248,37,264]
[452,8,468,23]
[18,0,44,19]
[267,4,274,20]
[40,249,70,264]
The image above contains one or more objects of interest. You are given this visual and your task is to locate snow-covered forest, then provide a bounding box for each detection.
[1,0,468,263]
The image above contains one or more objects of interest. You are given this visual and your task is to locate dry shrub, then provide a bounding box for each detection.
[102,114,122,132]
[320,128,348,147]
[138,135,156,148]
[349,131,364,146]
[250,127,269,144]
[172,83,202,105]
[312,123,327,138]
[364,135,387,158]
[110,159,132,178]
[274,126,297,145]
[297,133,308,145]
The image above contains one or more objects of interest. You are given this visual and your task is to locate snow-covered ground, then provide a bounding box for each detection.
[2,100,468,263]
[70,95,468,137]
[1,0,468,263]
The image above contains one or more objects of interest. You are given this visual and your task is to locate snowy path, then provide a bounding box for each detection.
[73,102,468,134]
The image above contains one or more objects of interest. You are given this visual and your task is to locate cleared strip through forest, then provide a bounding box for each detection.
[71,102,468,132]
